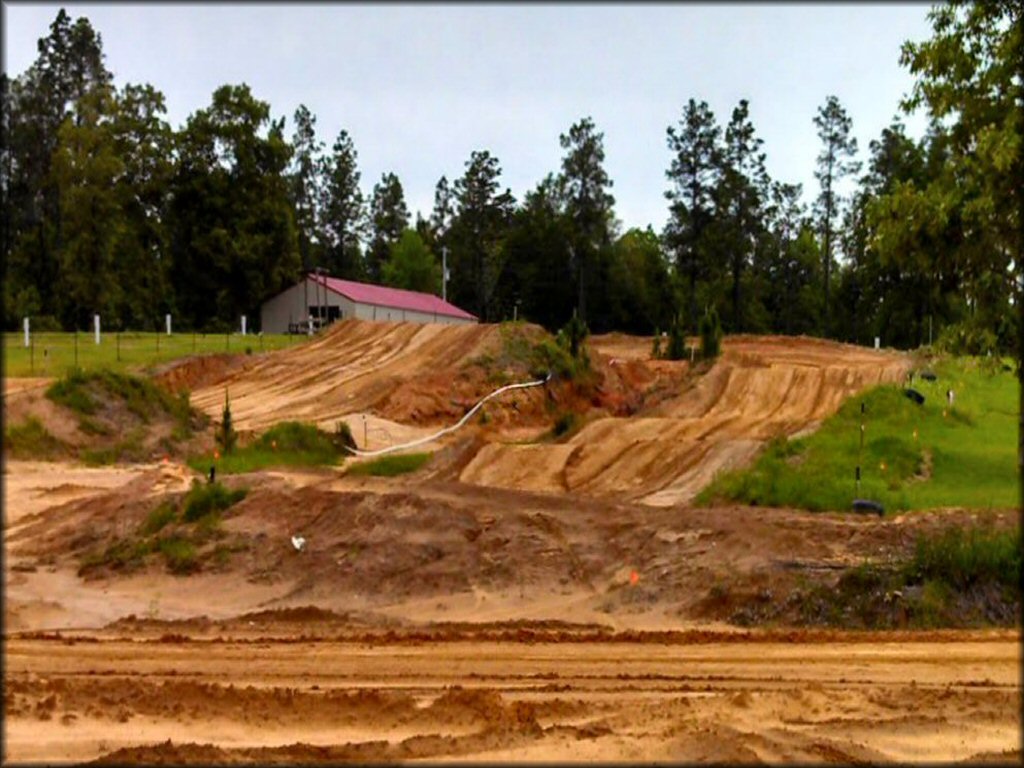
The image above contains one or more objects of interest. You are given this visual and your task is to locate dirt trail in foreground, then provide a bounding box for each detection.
[4,632,1018,764]
[463,335,909,505]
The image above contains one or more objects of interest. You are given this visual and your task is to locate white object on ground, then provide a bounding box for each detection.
[291,535,306,551]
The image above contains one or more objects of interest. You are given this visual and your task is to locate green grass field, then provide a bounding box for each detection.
[698,356,1020,513]
[3,331,303,377]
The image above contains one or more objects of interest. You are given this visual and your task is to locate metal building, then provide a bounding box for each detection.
[260,273,477,333]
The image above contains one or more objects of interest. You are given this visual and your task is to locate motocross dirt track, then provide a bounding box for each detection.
[4,323,1020,763]
[463,333,909,505]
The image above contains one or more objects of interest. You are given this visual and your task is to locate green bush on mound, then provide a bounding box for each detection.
[347,452,431,477]
[788,525,1021,629]
[79,480,247,577]
[3,417,67,460]
[189,420,349,475]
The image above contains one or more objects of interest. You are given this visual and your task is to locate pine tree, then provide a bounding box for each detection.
[813,95,861,338]
[216,389,237,455]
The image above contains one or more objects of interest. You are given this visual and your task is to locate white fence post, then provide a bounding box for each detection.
[23,317,30,348]
[94,314,101,345]
[241,315,247,336]
[166,314,172,335]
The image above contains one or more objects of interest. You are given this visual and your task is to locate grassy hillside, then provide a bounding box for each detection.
[698,356,1019,513]
[3,331,300,378]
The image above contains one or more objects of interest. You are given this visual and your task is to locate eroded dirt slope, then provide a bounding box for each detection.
[186,320,502,432]
[462,335,910,505]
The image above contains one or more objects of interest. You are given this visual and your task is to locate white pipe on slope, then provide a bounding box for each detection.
[345,373,551,458]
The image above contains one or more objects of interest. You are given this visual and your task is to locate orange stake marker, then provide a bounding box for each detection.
[630,570,639,586]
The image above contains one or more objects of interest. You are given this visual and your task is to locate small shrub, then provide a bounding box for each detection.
[159,536,198,575]
[77,416,111,436]
[45,369,97,414]
[552,411,578,437]
[81,538,155,573]
[4,417,66,460]
[347,452,431,477]
[216,390,238,455]
[651,329,662,359]
[140,501,178,536]
[905,525,1020,591]
[333,421,357,452]
[181,480,247,523]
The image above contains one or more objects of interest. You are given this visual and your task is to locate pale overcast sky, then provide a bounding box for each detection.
[2,2,935,232]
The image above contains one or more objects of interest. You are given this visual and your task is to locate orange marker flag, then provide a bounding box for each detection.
[630,570,640,586]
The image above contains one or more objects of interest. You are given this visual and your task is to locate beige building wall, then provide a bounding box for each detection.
[260,277,475,332]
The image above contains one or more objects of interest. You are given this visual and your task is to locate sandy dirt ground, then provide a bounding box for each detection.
[4,628,1020,764]
[3,327,1019,764]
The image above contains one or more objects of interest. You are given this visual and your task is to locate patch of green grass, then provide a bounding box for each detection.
[45,368,97,414]
[698,357,1019,512]
[77,416,112,436]
[181,480,247,523]
[46,368,203,436]
[188,420,350,475]
[80,538,156,574]
[904,525,1020,591]
[139,500,178,536]
[158,536,199,574]
[3,331,301,378]
[3,417,67,459]
[346,452,432,477]
[789,525,1020,629]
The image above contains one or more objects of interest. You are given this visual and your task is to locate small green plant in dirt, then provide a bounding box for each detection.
[139,500,178,536]
[347,452,432,477]
[551,410,579,438]
[80,538,156,574]
[789,525,1021,629]
[3,417,67,460]
[182,480,247,522]
[216,389,238,455]
[45,368,97,414]
[904,525,1020,592]
[158,536,199,575]
[651,328,662,359]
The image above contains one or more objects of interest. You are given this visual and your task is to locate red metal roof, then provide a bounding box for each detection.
[310,274,477,321]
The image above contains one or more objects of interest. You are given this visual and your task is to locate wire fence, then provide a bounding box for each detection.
[3,330,302,378]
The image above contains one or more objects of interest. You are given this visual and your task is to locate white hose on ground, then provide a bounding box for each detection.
[345,373,551,458]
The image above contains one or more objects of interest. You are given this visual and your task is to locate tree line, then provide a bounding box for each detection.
[1,4,1018,355]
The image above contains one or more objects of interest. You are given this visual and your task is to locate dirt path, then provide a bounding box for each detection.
[4,632,1018,764]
